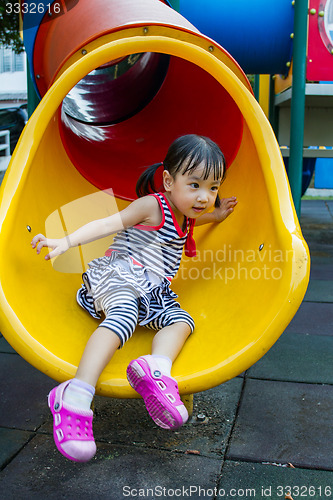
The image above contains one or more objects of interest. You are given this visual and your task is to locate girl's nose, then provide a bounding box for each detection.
[197,190,209,202]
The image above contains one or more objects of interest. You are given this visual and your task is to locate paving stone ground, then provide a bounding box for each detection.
[0,199,332,499]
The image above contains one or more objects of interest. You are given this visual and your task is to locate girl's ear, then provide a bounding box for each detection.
[163,170,174,191]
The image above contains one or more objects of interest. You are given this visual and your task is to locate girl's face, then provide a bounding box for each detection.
[163,162,222,221]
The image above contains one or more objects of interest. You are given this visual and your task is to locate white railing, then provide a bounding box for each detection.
[0,130,11,172]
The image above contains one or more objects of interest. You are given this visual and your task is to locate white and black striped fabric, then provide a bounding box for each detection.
[110,192,189,280]
[76,193,195,346]
[77,285,194,347]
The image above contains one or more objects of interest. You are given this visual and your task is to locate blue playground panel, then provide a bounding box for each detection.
[178,0,294,74]
[314,158,333,189]
[283,155,315,196]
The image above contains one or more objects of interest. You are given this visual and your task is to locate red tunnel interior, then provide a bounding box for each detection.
[59,54,244,200]
[30,0,244,201]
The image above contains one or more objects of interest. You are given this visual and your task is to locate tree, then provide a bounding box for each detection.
[0,1,24,53]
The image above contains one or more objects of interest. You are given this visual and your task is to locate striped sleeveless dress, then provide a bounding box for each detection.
[76,192,196,326]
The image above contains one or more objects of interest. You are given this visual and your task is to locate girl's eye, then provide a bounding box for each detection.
[211,186,219,191]
[190,183,199,188]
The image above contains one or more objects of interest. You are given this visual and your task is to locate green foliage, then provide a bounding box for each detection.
[0,1,24,53]
[247,74,255,92]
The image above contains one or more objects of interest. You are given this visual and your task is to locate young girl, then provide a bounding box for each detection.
[31,134,237,463]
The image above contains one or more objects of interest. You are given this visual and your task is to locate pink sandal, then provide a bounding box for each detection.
[126,355,188,430]
[48,380,96,462]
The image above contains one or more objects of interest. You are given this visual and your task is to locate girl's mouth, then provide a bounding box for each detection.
[192,207,205,213]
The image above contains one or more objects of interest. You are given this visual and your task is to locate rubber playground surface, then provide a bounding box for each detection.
[0,198,332,499]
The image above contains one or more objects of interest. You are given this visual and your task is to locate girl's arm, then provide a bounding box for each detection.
[31,196,159,260]
[195,197,237,226]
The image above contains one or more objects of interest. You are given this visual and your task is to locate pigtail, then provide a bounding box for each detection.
[136,163,164,198]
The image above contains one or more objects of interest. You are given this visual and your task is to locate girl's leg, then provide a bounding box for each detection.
[49,290,138,462]
[75,326,121,387]
[151,322,191,362]
[48,327,121,463]
[127,310,194,430]
[73,316,190,391]
[74,288,139,389]
[62,327,120,411]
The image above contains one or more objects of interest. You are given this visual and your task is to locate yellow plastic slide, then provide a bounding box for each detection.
[0,2,309,398]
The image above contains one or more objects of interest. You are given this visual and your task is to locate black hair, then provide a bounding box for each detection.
[136,134,226,206]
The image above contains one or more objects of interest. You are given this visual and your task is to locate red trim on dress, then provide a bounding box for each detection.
[133,193,165,231]
[104,248,143,267]
[158,192,188,237]
[104,249,173,281]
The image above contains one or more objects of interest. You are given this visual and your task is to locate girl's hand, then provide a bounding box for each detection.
[31,234,69,260]
[195,197,237,226]
[214,196,238,222]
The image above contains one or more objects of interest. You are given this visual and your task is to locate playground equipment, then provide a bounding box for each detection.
[177,0,295,75]
[276,0,333,194]
[0,0,309,398]
[275,1,333,196]
[177,0,314,196]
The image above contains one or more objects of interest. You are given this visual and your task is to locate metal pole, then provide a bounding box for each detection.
[26,58,40,118]
[269,76,279,137]
[288,0,308,217]
[168,0,180,11]
[254,74,260,101]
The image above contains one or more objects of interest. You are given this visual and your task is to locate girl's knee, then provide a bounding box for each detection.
[163,311,195,335]
[175,311,195,334]
[99,314,137,348]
